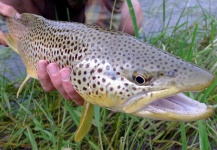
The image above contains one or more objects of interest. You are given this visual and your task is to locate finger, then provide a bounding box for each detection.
[0,38,7,46]
[0,2,20,18]
[37,60,55,92]
[0,30,7,46]
[47,63,71,100]
[60,68,84,105]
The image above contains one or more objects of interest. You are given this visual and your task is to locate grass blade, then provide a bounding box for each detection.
[201,72,217,103]
[198,120,211,150]
[180,122,187,150]
[126,0,139,38]
[25,126,38,150]
[94,106,103,150]
[187,23,198,61]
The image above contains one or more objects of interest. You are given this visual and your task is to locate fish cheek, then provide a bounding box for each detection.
[70,61,116,107]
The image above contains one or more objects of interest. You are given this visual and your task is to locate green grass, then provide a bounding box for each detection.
[1,1,217,149]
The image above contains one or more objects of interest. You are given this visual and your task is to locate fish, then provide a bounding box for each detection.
[0,13,215,142]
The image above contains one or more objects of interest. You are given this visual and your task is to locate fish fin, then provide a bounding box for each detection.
[74,102,94,142]
[0,32,19,54]
[17,75,31,98]
[5,34,19,54]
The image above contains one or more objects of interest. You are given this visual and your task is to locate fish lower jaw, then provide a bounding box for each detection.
[132,93,214,121]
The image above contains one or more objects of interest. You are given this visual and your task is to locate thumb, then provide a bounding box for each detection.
[0,2,21,19]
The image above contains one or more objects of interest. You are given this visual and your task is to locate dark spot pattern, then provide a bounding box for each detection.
[10,13,210,112]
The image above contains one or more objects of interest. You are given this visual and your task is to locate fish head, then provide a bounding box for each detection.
[114,38,215,121]
[78,35,215,121]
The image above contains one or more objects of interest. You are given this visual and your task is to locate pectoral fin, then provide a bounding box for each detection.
[17,75,31,98]
[74,102,94,142]
[0,32,19,54]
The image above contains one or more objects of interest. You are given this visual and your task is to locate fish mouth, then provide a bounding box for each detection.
[122,71,215,121]
[130,93,214,121]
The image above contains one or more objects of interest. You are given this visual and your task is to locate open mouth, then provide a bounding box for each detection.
[132,93,214,121]
[142,93,210,115]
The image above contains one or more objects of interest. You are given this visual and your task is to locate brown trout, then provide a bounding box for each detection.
[0,13,215,141]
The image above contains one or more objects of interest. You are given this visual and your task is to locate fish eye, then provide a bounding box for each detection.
[131,71,153,85]
[135,75,145,84]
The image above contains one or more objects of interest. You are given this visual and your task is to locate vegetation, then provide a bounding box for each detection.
[0,1,217,149]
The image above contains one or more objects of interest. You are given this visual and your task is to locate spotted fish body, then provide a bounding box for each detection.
[2,14,215,124]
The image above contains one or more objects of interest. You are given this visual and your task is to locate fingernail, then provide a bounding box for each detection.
[60,69,71,81]
[48,64,59,75]
[38,62,46,71]
[15,13,21,19]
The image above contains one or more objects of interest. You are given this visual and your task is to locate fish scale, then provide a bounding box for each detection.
[1,13,215,142]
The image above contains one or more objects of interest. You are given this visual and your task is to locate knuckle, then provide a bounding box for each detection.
[65,87,76,95]
[37,73,47,80]
[53,82,62,89]
[43,86,54,92]
[41,83,55,92]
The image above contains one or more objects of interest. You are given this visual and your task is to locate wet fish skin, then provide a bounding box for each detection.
[1,13,215,129]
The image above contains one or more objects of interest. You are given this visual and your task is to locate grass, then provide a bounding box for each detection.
[0,0,217,149]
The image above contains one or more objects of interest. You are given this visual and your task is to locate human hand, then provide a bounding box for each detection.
[0,2,21,46]
[37,60,84,105]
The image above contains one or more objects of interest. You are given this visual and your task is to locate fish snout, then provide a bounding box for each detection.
[147,60,215,94]
[168,64,215,92]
